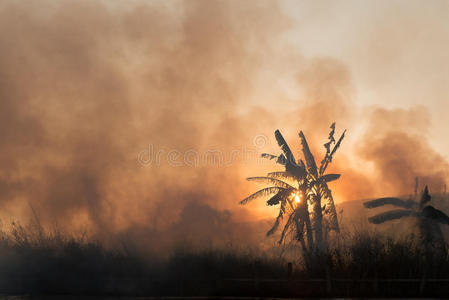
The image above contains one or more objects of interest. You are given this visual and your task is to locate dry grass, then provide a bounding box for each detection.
[0,220,448,296]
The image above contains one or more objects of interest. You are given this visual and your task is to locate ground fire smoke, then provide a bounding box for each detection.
[0,0,447,253]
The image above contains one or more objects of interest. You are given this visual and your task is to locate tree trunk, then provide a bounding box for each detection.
[312,194,323,250]
[298,189,314,251]
[295,219,307,253]
[303,203,314,251]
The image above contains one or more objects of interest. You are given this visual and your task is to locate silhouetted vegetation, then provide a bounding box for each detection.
[1,221,449,297]
[364,183,449,244]
[241,123,345,251]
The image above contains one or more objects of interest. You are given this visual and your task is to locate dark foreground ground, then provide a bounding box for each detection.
[2,278,448,298]
[2,198,449,298]
[1,232,449,298]
[0,298,441,300]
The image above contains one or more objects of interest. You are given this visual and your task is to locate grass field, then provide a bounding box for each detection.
[0,216,448,297]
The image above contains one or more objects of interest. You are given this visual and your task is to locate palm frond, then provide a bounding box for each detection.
[261,153,278,160]
[320,123,336,174]
[298,159,306,169]
[277,154,288,165]
[240,187,286,205]
[274,130,296,166]
[422,205,449,225]
[267,189,291,206]
[320,173,341,183]
[368,209,413,224]
[329,129,346,160]
[267,218,280,237]
[363,197,416,209]
[267,199,288,236]
[328,122,336,142]
[267,171,297,180]
[274,130,308,179]
[247,177,295,189]
[279,210,296,244]
[290,165,307,180]
[261,153,287,166]
[298,131,318,178]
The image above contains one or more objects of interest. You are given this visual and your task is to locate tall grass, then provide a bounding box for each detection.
[298,230,449,279]
[0,220,448,296]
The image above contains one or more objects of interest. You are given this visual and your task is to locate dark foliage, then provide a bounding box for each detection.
[1,223,449,297]
[242,124,346,251]
[364,186,449,242]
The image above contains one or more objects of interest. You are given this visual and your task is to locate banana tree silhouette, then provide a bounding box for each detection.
[364,186,449,243]
[240,129,313,251]
[240,123,345,250]
[297,123,345,248]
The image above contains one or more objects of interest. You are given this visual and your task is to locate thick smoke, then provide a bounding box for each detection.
[0,0,288,249]
[0,0,447,252]
[358,106,449,196]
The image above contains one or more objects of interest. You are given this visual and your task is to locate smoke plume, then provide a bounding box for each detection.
[0,0,447,252]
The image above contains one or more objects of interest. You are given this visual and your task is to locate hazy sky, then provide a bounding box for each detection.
[280,0,449,155]
[0,0,448,245]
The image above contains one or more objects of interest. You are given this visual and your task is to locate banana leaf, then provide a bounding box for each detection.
[247,177,295,189]
[240,187,286,205]
[320,173,341,183]
[267,189,292,206]
[267,198,288,236]
[422,205,449,225]
[368,209,413,224]
[364,197,416,209]
[298,131,318,178]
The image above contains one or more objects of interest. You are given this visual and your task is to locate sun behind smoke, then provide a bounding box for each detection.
[291,191,302,203]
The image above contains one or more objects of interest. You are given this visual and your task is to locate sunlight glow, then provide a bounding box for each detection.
[291,191,302,203]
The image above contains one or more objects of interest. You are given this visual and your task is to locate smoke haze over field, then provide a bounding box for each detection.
[0,0,448,251]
